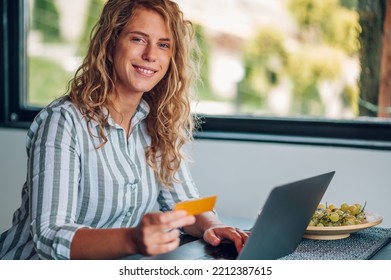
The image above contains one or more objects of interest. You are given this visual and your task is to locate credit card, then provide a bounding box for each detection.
[174,195,217,216]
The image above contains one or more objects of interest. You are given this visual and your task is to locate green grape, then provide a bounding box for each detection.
[336,209,344,216]
[354,203,362,210]
[328,204,336,210]
[340,203,349,211]
[345,217,356,225]
[318,204,326,210]
[356,212,366,222]
[329,212,340,222]
[348,205,359,215]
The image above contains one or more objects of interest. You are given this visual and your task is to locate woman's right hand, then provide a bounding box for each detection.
[130,210,195,256]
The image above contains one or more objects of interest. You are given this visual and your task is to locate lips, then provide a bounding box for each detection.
[134,65,156,76]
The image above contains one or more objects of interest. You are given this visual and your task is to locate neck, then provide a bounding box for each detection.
[108,92,143,136]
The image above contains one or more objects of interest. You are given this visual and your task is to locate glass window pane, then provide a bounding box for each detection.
[26,0,390,122]
[27,0,100,107]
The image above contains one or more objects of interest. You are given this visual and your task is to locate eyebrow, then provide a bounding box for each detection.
[127,31,171,42]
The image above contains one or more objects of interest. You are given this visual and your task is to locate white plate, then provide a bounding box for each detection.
[304,213,383,240]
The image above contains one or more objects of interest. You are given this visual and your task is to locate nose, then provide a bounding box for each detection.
[142,44,157,62]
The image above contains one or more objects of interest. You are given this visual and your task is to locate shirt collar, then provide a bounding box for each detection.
[89,98,150,129]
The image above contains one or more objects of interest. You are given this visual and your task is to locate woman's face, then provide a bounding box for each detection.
[112,7,172,98]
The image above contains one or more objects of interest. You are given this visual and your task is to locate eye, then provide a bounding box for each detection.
[131,37,147,44]
[159,42,170,49]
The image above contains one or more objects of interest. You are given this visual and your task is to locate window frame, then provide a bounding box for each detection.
[2,0,391,150]
[2,0,35,128]
[0,0,8,124]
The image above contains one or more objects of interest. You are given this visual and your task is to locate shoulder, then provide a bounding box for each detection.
[32,96,83,125]
[27,97,85,139]
[46,96,81,117]
[26,97,87,150]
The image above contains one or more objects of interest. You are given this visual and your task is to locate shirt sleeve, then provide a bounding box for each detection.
[28,107,88,260]
[157,158,200,212]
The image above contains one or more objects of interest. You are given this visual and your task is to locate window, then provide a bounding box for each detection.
[1,0,391,149]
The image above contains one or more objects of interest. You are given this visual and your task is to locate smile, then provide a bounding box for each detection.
[134,66,156,75]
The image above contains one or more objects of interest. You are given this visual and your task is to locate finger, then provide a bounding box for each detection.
[234,228,250,253]
[144,229,181,255]
[149,236,181,255]
[158,228,181,243]
[143,212,195,234]
[203,228,223,246]
[159,210,188,223]
[204,226,239,246]
[145,210,189,225]
[208,227,246,251]
[164,215,196,231]
[235,228,249,240]
[153,214,195,232]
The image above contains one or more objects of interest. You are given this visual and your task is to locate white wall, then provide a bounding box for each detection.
[0,128,28,233]
[1,127,390,234]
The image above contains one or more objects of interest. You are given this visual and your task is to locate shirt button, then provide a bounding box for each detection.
[130,184,137,190]
[126,211,132,217]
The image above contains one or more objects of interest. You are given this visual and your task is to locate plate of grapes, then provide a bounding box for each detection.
[304,202,382,240]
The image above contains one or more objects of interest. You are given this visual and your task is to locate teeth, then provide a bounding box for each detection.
[136,67,154,74]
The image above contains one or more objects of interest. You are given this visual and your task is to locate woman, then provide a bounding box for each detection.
[0,0,248,260]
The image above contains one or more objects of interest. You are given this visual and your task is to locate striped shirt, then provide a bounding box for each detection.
[0,97,199,259]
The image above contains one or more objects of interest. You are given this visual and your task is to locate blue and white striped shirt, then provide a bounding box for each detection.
[0,97,199,259]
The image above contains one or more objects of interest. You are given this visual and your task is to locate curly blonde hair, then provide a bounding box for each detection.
[68,0,200,187]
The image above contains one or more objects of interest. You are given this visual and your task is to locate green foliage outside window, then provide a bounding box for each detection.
[32,0,60,42]
[77,0,106,56]
[28,57,72,106]
[194,24,214,101]
[238,0,361,116]
[239,28,287,112]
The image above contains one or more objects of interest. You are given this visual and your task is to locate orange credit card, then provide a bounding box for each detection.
[174,195,217,216]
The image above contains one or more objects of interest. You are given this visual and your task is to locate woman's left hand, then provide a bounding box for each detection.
[203,225,249,253]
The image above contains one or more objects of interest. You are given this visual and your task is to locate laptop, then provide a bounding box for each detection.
[125,171,335,260]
